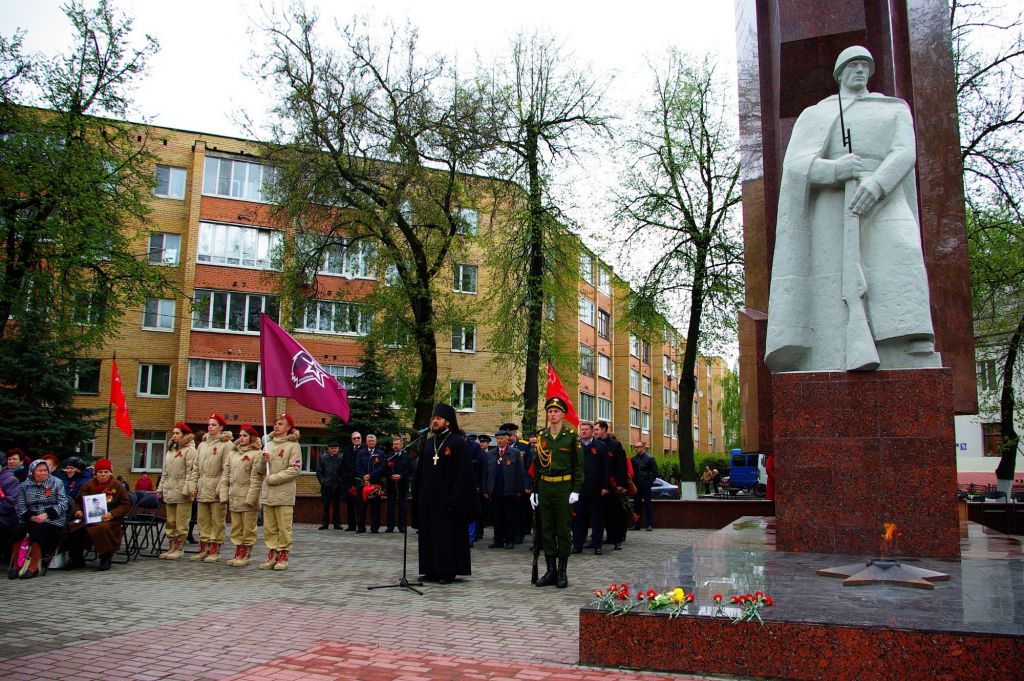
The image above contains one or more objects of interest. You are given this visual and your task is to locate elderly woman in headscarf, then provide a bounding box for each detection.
[10,459,69,579]
[67,459,131,571]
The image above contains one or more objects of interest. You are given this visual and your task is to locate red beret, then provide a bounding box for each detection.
[94,459,113,472]
[174,421,192,434]
[280,413,295,429]
[209,413,227,427]
[240,422,259,440]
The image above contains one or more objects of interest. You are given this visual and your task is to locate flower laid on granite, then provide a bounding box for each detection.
[590,583,637,616]
[729,591,774,625]
[636,587,694,618]
[712,593,726,618]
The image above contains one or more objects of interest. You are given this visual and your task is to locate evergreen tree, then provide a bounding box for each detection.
[0,320,100,458]
[332,341,406,440]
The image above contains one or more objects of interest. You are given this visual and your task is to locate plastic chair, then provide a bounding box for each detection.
[126,492,167,558]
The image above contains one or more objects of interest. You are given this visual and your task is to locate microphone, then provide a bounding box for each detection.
[417,427,430,434]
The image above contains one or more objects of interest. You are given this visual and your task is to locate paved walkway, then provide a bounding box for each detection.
[1,525,730,680]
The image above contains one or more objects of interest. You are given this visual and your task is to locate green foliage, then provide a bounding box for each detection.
[718,367,741,451]
[0,315,101,457]
[0,1,167,357]
[331,341,407,440]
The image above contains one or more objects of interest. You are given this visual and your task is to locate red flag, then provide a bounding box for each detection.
[546,361,579,427]
[110,359,132,437]
[259,314,350,422]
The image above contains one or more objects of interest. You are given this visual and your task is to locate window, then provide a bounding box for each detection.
[580,253,593,284]
[630,407,641,428]
[138,364,171,397]
[630,335,640,358]
[451,325,477,353]
[641,375,652,396]
[579,392,596,422]
[977,360,998,392]
[598,353,611,379]
[580,344,595,377]
[672,390,679,409]
[708,407,713,428]
[707,363,712,377]
[663,355,672,376]
[457,208,479,236]
[453,264,478,294]
[709,433,714,447]
[298,234,376,279]
[693,400,699,417]
[154,165,186,199]
[598,397,612,421]
[598,309,611,339]
[73,292,105,326]
[192,289,279,334]
[642,341,651,364]
[642,410,651,433]
[630,368,640,391]
[982,423,1003,456]
[202,156,278,203]
[598,267,611,294]
[73,359,101,394]
[578,295,595,326]
[188,359,261,392]
[324,364,360,390]
[148,233,181,265]
[132,431,166,472]
[197,222,282,270]
[295,300,372,336]
[693,426,699,442]
[664,386,672,405]
[545,293,555,321]
[384,264,400,286]
[664,417,677,438]
[299,442,320,474]
[143,298,176,331]
[451,380,476,412]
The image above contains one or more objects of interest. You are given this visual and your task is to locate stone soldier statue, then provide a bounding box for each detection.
[530,397,584,588]
[765,45,941,373]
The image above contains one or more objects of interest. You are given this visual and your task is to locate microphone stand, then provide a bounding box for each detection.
[368,430,428,595]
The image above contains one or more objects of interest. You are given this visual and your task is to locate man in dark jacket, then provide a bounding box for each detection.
[341,432,361,531]
[596,420,628,550]
[572,422,610,554]
[316,440,344,529]
[384,436,412,533]
[483,430,524,549]
[631,442,659,530]
[356,435,386,533]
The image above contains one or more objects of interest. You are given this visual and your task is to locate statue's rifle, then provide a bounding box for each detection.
[838,88,880,371]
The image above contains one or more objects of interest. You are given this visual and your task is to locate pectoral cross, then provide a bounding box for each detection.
[432,451,439,465]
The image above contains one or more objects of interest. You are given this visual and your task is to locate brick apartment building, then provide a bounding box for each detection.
[70,121,726,494]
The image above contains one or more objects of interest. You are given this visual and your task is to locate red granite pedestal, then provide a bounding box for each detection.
[773,368,960,560]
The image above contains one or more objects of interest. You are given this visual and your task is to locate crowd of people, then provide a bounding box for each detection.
[2,402,660,585]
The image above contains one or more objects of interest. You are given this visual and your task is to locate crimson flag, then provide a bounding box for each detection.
[260,314,350,422]
[546,361,579,427]
[110,359,132,437]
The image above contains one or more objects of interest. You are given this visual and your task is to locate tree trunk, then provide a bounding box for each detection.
[994,309,1023,484]
[410,289,438,431]
[676,248,708,483]
[521,126,544,435]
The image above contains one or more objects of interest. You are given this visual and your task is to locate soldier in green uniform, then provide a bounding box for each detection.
[531,397,584,588]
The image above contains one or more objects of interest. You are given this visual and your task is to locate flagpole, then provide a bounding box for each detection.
[105,351,115,459]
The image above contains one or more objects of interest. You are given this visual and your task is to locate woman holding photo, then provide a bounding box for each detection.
[67,459,130,571]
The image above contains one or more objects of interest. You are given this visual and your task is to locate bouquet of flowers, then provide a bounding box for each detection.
[729,591,774,625]
[638,587,694,618]
[589,583,637,616]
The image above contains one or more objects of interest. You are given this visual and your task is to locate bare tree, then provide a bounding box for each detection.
[256,8,494,428]
[614,51,743,488]
[953,0,1024,490]
[477,32,609,434]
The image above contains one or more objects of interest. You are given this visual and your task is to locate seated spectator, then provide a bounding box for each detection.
[135,473,154,492]
[62,456,93,501]
[6,449,28,483]
[1,452,21,565]
[67,459,130,571]
[10,460,69,579]
[116,475,130,491]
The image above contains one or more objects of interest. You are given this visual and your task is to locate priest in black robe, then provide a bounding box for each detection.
[411,403,478,583]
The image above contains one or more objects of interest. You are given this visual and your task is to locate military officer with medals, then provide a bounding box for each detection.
[530,397,584,588]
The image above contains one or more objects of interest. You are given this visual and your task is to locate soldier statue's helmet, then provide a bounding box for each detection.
[544,396,568,413]
[833,45,875,82]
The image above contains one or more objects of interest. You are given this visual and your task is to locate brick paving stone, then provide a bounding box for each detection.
[0,525,747,681]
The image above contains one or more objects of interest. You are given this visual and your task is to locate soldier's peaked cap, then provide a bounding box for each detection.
[544,397,568,413]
